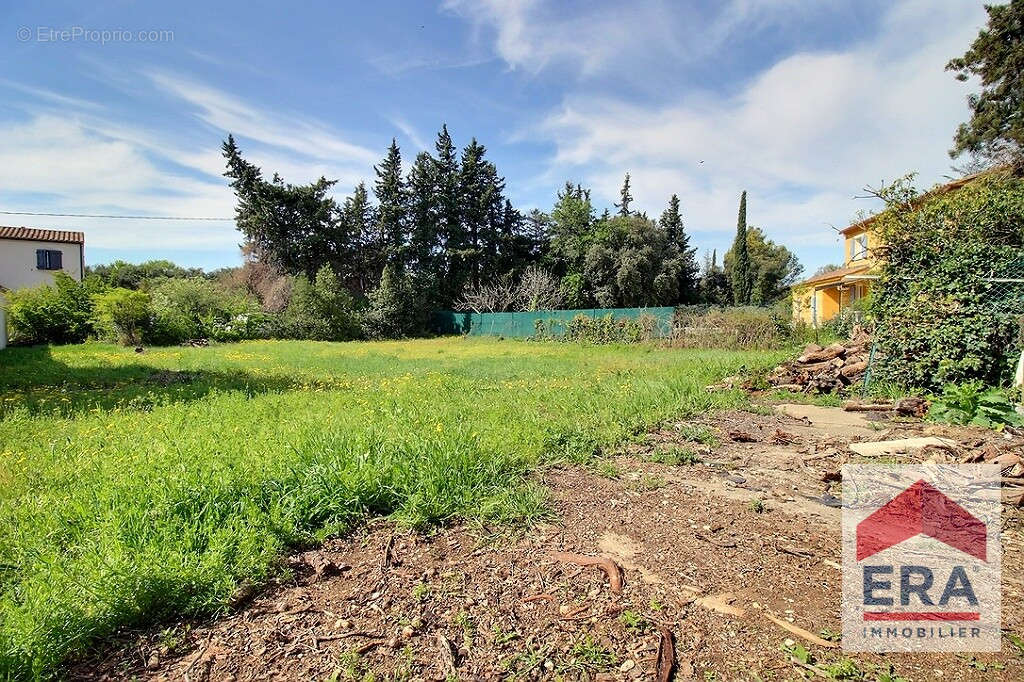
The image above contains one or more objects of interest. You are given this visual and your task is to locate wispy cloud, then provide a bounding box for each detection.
[145,71,379,167]
[0,70,390,256]
[521,0,985,264]
[389,116,429,152]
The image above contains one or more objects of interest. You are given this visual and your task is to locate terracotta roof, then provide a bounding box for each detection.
[797,262,872,287]
[0,226,84,244]
[839,167,1003,236]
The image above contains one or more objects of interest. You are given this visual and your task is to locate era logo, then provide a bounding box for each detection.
[862,565,976,609]
[841,466,1000,652]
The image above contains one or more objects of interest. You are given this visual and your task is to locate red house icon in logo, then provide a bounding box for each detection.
[856,479,987,561]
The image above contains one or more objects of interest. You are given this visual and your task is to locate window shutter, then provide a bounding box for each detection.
[36,250,47,269]
[51,250,62,269]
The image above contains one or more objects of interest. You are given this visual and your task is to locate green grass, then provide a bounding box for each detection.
[0,337,784,679]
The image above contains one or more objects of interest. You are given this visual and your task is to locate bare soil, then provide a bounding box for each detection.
[69,405,1024,681]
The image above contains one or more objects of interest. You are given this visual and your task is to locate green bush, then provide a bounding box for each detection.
[3,273,97,345]
[928,381,1022,428]
[361,265,433,339]
[148,277,264,344]
[279,266,361,341]
[871,171,1024,389]
[92,288,152,346]
[556,313,658,344]
[670,305,792,349]
[822,295,871,341]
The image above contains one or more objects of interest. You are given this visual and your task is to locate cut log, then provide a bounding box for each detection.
[839,361,869,377]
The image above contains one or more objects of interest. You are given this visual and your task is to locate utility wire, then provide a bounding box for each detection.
[0,210,234,221]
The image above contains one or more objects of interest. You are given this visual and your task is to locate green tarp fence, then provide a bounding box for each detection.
[433,307,677,338]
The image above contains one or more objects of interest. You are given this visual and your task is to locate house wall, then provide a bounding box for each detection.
[0,238,83,290]
[0,238,84,349]
[792,285,816,325]
[792,282,857,327]
[844,227,878,266]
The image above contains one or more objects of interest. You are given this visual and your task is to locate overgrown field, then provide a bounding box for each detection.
[0,337,783,679]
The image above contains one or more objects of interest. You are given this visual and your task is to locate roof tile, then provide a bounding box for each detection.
[0,226,85,244]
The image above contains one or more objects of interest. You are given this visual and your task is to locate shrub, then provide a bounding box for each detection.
[560,313,658,344]
[871,171,1024,389]
[279,266,361,341]
[92,288,152,345]
[362,265,433,339]
[928,381,1022,428]
[669,306,790,349]
[822,295,872,341]
[148,277,264,344]
[3,273,96,345]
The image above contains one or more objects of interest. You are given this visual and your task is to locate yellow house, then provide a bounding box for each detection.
[792,169,993,326]
[792,219,878,326]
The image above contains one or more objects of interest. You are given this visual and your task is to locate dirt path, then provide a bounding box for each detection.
[71,406,1024,681]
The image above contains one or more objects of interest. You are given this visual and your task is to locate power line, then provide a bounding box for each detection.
[0,210,234,221]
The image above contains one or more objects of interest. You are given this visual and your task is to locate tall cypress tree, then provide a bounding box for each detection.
[373,139,406,272]
[659,193,700,303]
[730,190,752,305]
[614,172,634,216]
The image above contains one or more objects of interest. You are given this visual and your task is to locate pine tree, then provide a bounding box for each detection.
[374,139,406,272]
[433,125,464,305]
[946,1,1024,170]
[699,249,731,305]
[523,209,552,260]
[730,190,752,305]
[458,138,505,289]
[341,182,374,296]
[614,172,633,216]
[222,135,342,280]
[659,194,700,303]
[406,150,438,273]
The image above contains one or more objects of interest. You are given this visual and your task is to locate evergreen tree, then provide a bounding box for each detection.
[523,209,552,260]
[699,250,731,305]
[614,172,634,216]
[947,0,1024,170]
[222,135,343,280]
[730,190,752,305]
[373,139,406,272]
[458,138,506,289]
[724,227,803,305]
[341,182,374,296]
[548,182,595,276]
[433,125,465,305]
[406,150,438,273]
[658,194,700,303]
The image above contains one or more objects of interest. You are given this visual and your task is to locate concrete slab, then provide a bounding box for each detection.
[847,436,956,457]
[774,403,878,438]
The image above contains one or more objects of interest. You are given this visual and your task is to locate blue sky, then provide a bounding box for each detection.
[0,0,988,274]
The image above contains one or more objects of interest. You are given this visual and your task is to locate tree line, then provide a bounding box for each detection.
[222,125,802,333]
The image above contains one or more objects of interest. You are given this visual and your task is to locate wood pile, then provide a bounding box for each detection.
[767,328,872,394]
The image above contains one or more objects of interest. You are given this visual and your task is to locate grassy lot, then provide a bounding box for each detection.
[0,337,784,679]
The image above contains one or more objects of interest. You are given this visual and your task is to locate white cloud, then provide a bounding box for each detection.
[524,0,986,269]
[145,71,379,168]
[0,70,388,257]
[443,0,847,78]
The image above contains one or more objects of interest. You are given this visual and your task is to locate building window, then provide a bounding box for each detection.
[852,234,868,260]
[36,249,63,270]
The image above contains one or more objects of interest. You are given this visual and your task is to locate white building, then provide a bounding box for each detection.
[0,227,85,349]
